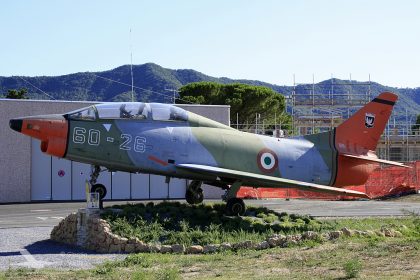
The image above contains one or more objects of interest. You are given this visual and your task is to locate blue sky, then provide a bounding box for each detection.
[1,0,419,87]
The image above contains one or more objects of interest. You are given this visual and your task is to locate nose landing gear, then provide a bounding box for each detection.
[89,165,107,209]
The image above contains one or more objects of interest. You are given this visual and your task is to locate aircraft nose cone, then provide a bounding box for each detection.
[9,119,22,132]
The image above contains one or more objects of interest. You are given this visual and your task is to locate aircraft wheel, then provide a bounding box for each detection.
[226,198,246,216]
[185,189,204,204]
[91,184,107,199]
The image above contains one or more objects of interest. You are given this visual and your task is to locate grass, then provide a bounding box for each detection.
[1,203,419,279]
[1,228,419,279]
[101,202,328,246]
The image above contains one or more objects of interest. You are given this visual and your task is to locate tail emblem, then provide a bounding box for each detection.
[365,113,375,128]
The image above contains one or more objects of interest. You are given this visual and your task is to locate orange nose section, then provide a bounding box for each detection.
[9,115,68,158]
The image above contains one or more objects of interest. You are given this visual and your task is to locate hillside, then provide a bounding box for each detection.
[0,63,419,118]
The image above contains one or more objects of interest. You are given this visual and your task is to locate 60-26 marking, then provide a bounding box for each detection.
[72,127,146,153]
[119,134,146,152]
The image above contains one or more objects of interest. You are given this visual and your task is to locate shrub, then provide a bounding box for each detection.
[343,259,362,278]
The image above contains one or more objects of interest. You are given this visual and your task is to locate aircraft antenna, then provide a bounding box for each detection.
[130,27,134,102]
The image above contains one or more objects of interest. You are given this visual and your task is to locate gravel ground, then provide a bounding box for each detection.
[0,226,125,270]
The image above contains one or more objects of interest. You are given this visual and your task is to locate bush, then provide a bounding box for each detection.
[343,259,362,278]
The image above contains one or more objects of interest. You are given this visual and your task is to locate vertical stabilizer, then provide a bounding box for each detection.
[335,92,397,154]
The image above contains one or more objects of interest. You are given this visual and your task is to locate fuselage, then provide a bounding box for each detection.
[9,102,376,188]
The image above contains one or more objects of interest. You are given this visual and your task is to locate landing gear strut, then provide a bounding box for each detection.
[186,180,204,205]
[89,165,107,208]
[223,181,246,216]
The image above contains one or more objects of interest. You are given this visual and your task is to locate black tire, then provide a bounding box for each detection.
[185,189,204,204]
[226,198,246,216]
[91,184,107,199]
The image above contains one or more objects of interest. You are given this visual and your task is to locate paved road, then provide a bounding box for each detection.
[0,198,419,270]
[251,199,420,217]
[1,199,420,229]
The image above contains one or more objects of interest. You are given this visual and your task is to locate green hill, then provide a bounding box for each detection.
[0,62,418,119]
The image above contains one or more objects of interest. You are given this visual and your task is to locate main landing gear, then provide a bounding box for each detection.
[185,180,204,205]
[89,165,107,208]
[223,181,246,216]
[185,180,246,216]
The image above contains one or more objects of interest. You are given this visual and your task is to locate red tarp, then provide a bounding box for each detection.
[237,161,420,200]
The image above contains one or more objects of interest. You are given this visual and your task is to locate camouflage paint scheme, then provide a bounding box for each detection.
[9,92,403,201]
[65,103,331,185]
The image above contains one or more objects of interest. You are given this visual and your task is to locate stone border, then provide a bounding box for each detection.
[50,209,404,254]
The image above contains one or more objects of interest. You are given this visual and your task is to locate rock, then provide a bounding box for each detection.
[233,240,253,250]
[381,227,395,237]
[112,237,121,245]
[256,241,270,250]
[341,227,354,237]
[109,243,121,253]
[329,231,343,239]
[97,245,110,253]
[128,238,140,244]
[149,244,161,253]
[160,245,172,253]
[267,234,285,247]
[321,233,330,240]
[220,243,232,251]
[203,244,219,254]
[135,242,150,253]
[124,244,136,253]
[120,237,129,245]
[365,230,375,237]
[186,245,204,254]
[381,228,403,237]
[302,231,319,240]
[354,230,369,237]
[267,237,280,247]
[171,244,185,254]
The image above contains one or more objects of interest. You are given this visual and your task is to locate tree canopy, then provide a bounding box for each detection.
[5,88,28,99]
[177,82,291,130]
[412,114,420,135]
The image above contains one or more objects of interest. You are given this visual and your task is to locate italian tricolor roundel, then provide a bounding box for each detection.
[257,148,278,173]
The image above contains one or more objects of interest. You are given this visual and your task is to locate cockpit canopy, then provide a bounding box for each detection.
[66,102,189,122]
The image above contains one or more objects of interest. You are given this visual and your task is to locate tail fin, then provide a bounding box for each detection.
[335,92,397,154]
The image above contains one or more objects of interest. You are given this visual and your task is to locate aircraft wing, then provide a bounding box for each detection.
[176,164,370,199]
[341,154,411,168]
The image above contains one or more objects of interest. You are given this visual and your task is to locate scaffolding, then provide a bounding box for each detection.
[230,75,420,162]
[288,75,372,135]
[288,75,420,162]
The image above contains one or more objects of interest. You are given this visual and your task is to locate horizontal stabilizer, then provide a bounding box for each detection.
[341,154,411,168]
[177,164,370,199]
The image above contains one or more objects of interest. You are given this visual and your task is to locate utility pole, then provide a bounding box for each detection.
[164,88,179,104]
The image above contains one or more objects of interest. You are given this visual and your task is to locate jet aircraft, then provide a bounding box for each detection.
[9,92,405,215]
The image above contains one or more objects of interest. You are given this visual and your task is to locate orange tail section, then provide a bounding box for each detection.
[333,92,398,187]
[335,92,397,154]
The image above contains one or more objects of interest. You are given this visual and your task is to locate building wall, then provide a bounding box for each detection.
[0,99,229,203]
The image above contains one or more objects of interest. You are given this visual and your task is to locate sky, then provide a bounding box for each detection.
[1,0,420,88]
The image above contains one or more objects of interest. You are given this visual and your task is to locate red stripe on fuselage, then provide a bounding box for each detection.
[148,155,168,166]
